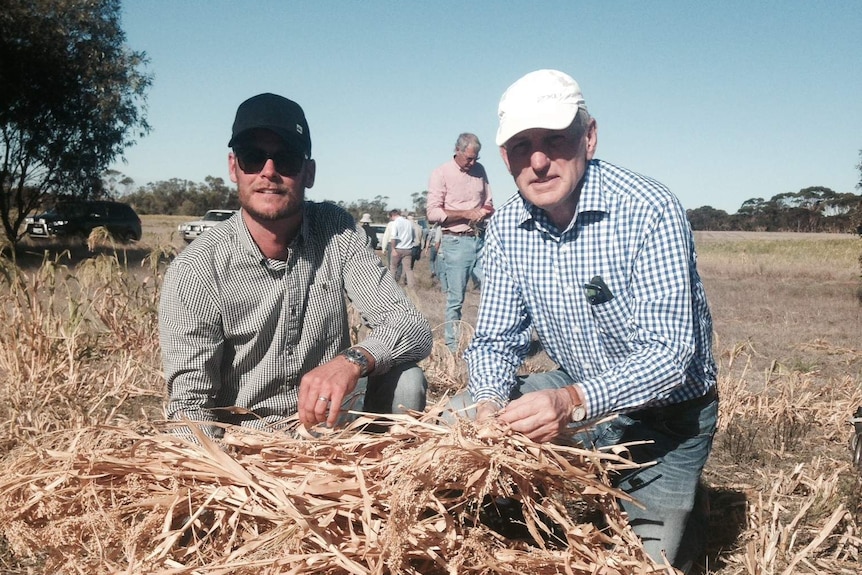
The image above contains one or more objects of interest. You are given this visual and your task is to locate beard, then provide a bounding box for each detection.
[239,185,305,222]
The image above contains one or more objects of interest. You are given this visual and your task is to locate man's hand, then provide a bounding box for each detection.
[475,399,503,421]
[495,388,575,443]
[298,355,363,428]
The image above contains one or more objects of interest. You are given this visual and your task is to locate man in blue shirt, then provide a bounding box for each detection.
[458,70,718,572]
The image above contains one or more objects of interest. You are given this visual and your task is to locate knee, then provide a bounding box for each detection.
[391,364,428,412]
[439,391,476,424]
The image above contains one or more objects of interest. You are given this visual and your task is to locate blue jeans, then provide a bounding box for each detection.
[338,362,427,424]
[440,234,483,350]
[448,369,717,571]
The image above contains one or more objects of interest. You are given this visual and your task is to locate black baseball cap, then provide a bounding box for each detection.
[228,93,312,156]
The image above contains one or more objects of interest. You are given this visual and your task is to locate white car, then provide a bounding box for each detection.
[178,209,237,242]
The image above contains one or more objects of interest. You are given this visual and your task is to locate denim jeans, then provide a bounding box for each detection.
[338,362,427,424]
[440,234,483,350]
[448,369,717,572]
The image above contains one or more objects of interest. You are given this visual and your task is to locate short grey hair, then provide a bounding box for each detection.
[569,109,593,141]
[455,132,481,153]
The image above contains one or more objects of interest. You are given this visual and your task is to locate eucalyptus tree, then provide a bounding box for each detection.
[0,0,151,244]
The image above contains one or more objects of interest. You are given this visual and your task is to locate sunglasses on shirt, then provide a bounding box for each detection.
[234,147,306,177]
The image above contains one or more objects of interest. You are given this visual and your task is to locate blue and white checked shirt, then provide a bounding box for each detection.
[160,202,432,434]
[464,159,716,418]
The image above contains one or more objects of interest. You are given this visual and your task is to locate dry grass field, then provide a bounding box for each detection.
[0,217,859,574]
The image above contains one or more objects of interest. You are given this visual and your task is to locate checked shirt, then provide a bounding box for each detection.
[464,159,717,418]
[160,202,432,434]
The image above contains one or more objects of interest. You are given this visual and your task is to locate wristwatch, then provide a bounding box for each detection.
[563,385,587,422]
[570,404,587,423]
[340,347,370,377]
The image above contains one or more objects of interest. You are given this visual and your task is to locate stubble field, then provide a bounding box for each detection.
[0,217,859,573]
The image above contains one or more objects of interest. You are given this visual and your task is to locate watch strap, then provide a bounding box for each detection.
[340,347,370,377]
[563,385,587,422]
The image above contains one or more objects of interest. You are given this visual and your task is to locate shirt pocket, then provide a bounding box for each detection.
[303,281,346,344]
[589,295,634,357]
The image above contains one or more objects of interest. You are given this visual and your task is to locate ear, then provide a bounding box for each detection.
[303,159,316,189]
[585,119,598,160]
[228,152,239,183]
[499,146,514,175]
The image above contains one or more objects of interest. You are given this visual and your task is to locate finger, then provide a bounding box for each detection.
[314,393,331,422]
[325,396,340,427]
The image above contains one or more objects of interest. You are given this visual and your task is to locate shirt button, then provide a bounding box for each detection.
[564,285,575,294]
[583,361,592,370]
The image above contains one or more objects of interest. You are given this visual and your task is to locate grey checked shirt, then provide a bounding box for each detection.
[159,202,432,433]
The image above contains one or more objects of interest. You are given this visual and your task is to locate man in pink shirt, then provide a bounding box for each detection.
[426,133,494,351]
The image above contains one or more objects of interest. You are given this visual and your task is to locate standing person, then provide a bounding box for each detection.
[407,214,424,271]
[381,218,394,267]
[427,223,446,289]
[387,209,415,288]
[359,212,378,250]
[426,133,494,351]
[159,93,432,437]
[456,70,718,572]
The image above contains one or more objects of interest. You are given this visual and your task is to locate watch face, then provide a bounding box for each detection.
[571,406,587,422]
[343,348,369,375]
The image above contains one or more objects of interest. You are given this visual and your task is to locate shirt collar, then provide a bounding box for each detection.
[232,204,309,263]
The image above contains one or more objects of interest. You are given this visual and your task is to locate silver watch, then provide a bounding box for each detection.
[340,347,370,376]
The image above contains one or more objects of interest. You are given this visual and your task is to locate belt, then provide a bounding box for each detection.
[442,229,474,236]
[633,387,718,419]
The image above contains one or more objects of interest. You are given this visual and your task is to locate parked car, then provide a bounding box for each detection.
[24,200,142,242]
[178,209,238,242]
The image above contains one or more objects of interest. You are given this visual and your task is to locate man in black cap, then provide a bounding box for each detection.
[159,93,432,437]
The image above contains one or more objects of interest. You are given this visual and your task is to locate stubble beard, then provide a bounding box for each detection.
[241,186,305,222]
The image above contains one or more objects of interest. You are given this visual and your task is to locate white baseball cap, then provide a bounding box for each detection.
[495,69,587,146]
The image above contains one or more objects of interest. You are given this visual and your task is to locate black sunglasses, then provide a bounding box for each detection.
[234,147,306,176]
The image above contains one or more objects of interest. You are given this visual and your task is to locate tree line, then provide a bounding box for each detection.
[687,186,862,233]
[120,176,862,234]
[121,178,428,225]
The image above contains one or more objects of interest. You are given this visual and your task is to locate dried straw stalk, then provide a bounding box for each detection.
[0,403,674,574]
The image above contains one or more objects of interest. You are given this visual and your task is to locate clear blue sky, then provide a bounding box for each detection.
[111,0,862,215]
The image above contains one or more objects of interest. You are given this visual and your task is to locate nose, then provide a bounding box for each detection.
[530,150,551,173]
[259,158,278,178]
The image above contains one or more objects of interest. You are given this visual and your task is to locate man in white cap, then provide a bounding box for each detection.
[457,70,718,572]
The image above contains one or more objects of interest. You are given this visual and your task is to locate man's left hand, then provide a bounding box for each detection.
[495,389,572,443]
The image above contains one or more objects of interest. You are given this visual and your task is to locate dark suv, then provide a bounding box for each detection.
[25,200,142,242]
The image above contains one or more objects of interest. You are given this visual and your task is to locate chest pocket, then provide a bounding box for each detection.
[589,295,634,357]
[302,281,347,345]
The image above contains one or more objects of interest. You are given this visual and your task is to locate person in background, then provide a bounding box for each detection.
[381,217,394,268]
[455,70,718,572]
[407,214,424,272]
[427,223,446,289]
[387,209,415,288]
[359,212,378,250]
[426,132,494,351]
[160,93,431,438]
